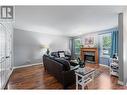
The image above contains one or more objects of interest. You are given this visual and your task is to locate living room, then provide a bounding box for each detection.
[0,6,127,90]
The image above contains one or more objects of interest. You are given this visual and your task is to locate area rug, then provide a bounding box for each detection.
[94,70,101,78]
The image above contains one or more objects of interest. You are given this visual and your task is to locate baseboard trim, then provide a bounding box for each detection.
[3,68,13,89]
[13,63,43,69]
[99,64,110,68]
[118,80,124,85]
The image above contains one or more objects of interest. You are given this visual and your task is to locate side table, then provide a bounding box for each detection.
[75,67,95,90]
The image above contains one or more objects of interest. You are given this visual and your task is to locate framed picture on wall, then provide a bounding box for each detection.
[84,36,95,47]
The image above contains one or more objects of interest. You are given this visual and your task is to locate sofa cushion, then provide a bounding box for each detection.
[54,58,70,71]
[59,52,65,57]
[51,52,59,57]
[58,51,65,57]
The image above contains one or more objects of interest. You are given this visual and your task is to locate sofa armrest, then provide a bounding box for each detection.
[70,65,79,71]
[62,69,76,88]
[65,54,71,57]
[70,62,78,66]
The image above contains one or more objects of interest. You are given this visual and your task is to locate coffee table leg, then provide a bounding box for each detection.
[76,74,78,89]
[92,71,95,80]
[82,85,84,90]
[91,71,95,88]
[82,77,84,90]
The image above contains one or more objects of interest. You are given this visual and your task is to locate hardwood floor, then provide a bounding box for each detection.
[6,64,125,89]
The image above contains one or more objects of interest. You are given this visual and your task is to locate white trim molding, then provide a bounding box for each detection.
[118,80,124,85]
[3,68,14,89]
[13,63,43,69]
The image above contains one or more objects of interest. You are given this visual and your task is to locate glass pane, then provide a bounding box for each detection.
[99,33,112,57]
[74,38,81,54]
[103,35,112,48]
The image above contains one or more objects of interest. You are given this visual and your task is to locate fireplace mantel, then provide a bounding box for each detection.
[80,48,98,64]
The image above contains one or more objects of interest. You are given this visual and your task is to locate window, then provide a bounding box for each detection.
[74,38,82,55]
[99,33,112,57]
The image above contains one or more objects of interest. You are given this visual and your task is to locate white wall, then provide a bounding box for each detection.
[14,28,70,67]
[123,8,127,85]
[118,13,124,84]
[118,8,127,85]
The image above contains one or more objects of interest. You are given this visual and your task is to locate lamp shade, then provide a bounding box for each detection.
[40,44,49,49]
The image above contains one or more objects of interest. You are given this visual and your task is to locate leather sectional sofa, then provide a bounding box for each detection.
[50,51,71,60]
[43,54,79,89]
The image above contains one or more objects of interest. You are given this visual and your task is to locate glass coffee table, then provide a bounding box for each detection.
[75,67,95,90]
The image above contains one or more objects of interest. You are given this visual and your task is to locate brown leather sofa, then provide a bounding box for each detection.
[43,54,79,89]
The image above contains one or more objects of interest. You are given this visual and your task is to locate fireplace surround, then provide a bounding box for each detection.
[80,48,98,64]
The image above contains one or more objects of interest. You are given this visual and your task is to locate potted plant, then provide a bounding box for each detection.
[77,57,85,69]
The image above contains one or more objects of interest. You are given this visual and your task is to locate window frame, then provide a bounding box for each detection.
[99,33,112,58]
[74,38,82,55]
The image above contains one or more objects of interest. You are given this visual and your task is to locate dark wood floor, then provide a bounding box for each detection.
[6,64,126,89]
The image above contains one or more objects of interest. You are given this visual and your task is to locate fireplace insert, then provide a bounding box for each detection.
[84,52,95,63]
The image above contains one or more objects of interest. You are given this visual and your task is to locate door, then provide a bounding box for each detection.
[0,23,13,89]
[0,23,6,88]
[5,23,13,80]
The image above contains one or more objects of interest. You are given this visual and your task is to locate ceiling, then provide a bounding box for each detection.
[15,6,126,37]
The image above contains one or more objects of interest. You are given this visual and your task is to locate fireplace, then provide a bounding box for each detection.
[80,48,98,64]
[84,51,95,63]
